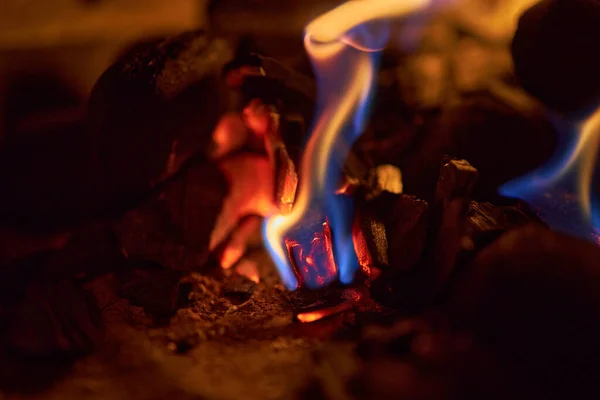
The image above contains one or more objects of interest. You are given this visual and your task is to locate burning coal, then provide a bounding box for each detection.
[264,0,431,290]
[501,106,600,240]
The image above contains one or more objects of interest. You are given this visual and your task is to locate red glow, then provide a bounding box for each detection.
[351,216,373,278]
[296,289,362,323]
[285,220,338,288]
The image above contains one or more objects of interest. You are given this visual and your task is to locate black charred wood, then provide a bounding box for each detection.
[461,200,546,252]
[448,225,600,399]
[117,159,228,271]
[512,0,600,115]
[384,194,429,272]
[434,157,478,213]
[87,30,234,213]
[117,262,185,319]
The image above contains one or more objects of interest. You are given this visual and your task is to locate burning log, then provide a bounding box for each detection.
[512,0,600,114]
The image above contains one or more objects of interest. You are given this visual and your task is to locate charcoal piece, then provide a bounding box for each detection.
[118,263,185,318]
[352,209,388,275]
[448,225,600,399]
[262,113,299,213]
[223,273,256,305]
[385,194,429,272]
[512,0,600,114]
[8,280,103,357]
[461,200,546,251]
[434,157,478,209]
[87,30,234,210]
[117,159,229,271]
[399,90,557,202]
[432,198,468,294]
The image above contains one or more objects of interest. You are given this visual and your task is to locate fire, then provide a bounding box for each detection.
[501,106,600,239]
[285,220,338,288]
[264,0,431,290]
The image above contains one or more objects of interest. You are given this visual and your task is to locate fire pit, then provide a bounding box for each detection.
[0,0,599,399]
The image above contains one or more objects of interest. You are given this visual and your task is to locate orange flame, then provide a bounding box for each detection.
[264,0,430,290]
[565,107,600,221]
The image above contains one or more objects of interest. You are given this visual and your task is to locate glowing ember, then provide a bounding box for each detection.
[264,0,431,290]
[294,289,363,323]
[286,220,338,289]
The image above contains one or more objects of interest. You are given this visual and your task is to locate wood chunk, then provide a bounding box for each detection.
[118,263,185,319]
[352,208,388,276]
[8,280,103,357]
[434,157,478,209]
[118,159,229,271]
[431,157,477,290]
[385,194,429,272]
[461,200,546,252]
[87,30,234,210]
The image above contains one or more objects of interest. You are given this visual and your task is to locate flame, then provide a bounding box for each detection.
[264,0,430,290]
[500,106,600,239]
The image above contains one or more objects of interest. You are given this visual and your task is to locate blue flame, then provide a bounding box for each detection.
[500,112,600,242]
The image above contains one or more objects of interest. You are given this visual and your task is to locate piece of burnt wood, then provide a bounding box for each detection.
[434,157,478,212]
[512,0,600,115]
[87,30,234,212]
[352,208,388,276]
[385,194,429,272]
[431,157,477,291]
[117,159,229,271]
[353,191,428,275]
[8,280,103,357]
[461,200,546,253]
[117,262,186,320]
[447,225,600,399]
